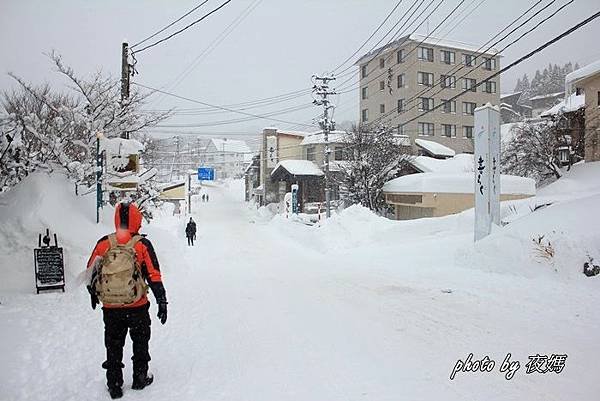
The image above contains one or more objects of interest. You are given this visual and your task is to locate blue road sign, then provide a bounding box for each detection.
[198,167,215,181]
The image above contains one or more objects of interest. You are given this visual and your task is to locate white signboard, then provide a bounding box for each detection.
[266,135,278,168]
[474,103,501,241]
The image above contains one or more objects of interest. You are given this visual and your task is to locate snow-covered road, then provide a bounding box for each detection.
[1,178,599,401]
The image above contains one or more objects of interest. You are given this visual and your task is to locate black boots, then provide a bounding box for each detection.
[108,386,123,399]
[132,372,154,390]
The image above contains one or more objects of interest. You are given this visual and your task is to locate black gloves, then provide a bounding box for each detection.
[157,302,168,325]
[87,285,99,310]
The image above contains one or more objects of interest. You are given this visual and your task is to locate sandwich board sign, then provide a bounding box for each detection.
[34,229,65,294]
[198,167,215,181]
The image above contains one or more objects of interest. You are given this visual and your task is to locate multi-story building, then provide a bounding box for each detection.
[355,34,501,154]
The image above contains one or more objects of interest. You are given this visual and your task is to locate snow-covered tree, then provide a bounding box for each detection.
[501,120,566,184]
[336,125,413,214]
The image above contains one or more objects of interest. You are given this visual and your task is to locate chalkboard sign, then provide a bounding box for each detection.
[34,229,65,294]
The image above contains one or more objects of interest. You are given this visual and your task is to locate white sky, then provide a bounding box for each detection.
[1,0,599,141]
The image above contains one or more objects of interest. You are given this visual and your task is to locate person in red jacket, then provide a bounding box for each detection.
[87,202,167,399]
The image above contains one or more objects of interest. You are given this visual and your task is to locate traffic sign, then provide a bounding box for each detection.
[198,167,215,181]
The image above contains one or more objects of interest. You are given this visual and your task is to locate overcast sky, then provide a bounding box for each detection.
[1,0,599,143]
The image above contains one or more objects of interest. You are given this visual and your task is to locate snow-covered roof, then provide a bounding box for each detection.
[329,160,350,172]
[415,139,455,158]
[271,160,324,177]
[393,135,412,147]
[99,135,144,155]
[528,92,564,101]
[565,59,600,86]
[500,91,522,99]
[355,34,499,65]
[301,130,347,145]
[210,138,251,154]
[540,93,586,117]
[411,154,474,173]
[382,173,536,195]
[276,129,311,137]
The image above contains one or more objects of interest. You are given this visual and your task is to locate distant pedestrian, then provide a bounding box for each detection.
[185,217,197,246]
[201,194,206,202]
[206,194,209,202]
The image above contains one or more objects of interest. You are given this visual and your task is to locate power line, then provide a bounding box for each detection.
[132,0,233,55]
[330,0,405,74]
[131,0,210,49]
[133,82,315,127]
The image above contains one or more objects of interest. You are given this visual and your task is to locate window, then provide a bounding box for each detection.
[440,75,456,89]
[463,126,474,138]
[379,81,385,91]
[361,87,368,100]
[576,87,584,96]
[334,146,344,161]
[397,124,406,135]
[463,78,477,92]
[462,53,476,67]
[484,81,497,93]
[397,74,405,88]
[598,91,600,107]
[361,65,368,78]
[379,57,385,68]
[442,124,456,138]
[397,98,405,113]
[418,47,434,61]
[306,146,316,161]
[362,108,368,122]
[397,49,405,64]
[463,102,476,115]
[418,122,435,136]
[418,97,434,111]
[417,71,434,86]
[441,99,456,114]
[440,50,455,64]
[380,104,385,114]
[483,57,496,70]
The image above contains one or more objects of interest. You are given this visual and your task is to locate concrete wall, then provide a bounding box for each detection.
[386,192,532,220]
[581,74,600,162]
[358,40,500,154]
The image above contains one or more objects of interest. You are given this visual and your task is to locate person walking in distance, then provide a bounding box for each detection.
[86,202,168,399]
[185,217,197,246]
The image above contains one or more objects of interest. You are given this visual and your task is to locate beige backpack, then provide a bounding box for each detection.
[95,234,147,305]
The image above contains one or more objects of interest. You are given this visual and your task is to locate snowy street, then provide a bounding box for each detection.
[1,176,599,401]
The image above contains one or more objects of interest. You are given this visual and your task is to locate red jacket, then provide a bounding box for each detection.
[87,203,166,309]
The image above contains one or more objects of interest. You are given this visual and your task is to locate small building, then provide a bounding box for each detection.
[382,172,535,220]
[415,138,456,158]
[205,138,251,179]
[158,181,185,201]
[270,160,324,211]
[500,91,532,123]
[529,92,564,119]
[244,154,261,202]
[564,59,600,162]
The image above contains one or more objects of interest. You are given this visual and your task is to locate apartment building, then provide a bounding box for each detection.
[355,34,501,153]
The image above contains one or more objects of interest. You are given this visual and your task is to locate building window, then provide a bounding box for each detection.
[397,124,406,135]
[441,99,456,114]
[379,81,385,91]
[418,97,434,111]
[442,124,456,138]
[463,78,477,92]
[418,47,434,61]
[306,146,316,161]
[483,57,496,70]
[598,91,600,106]
[361,65,368,79]
[417,71,434,86]
[440,75,456,89]
[484,81,497,93]
[362,108,368,122]
[463,125,474,138]
[397,74,405,88]
[440,50,455,64]
[380,104,385,114]
[418,122,435,136]
[397,49,405,64]
[576,87,584,96]
[379,57,385,68]
[463,102,476,115]
[334,146,344,161]
[361,87,368,100]
[397,98,404,113]
[462,53,476,67]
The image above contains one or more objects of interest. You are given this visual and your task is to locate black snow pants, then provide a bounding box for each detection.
[187,235,194,246]
[102,303,151,387]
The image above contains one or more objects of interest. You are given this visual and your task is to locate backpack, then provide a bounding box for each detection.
[94,234,147,306]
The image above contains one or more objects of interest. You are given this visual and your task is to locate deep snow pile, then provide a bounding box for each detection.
[1,166,599,401]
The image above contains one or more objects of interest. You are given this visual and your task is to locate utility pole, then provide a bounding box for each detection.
[121,42,130,139]
[312,74,336,218]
